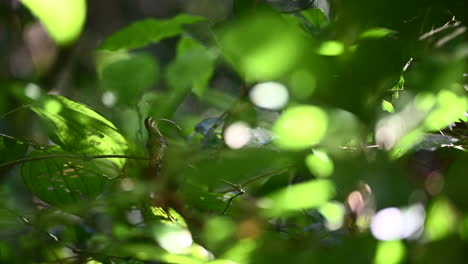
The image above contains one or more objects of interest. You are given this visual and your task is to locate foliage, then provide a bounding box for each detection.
[1,0,468,264]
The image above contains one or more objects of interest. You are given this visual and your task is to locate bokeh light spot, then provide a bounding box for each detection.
[224,122,252,149]
[249,82,289,110]
[273,105,328,150]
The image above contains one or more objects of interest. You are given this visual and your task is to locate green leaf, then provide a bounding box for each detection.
[98,52,159,106]
[423,90,467,131]
[305,149,334,178]
[30,95,128,169]
[21,0,86,45]
[166,37,216,97]
[360,28,395,39]
[98,14,206,51]
[272,105,328,150]
[300,8,328,28]
[0,134,29,165]
[218,10,308,82]
[21,146,108,207]
[114,243,205,264]
[382,100,395,113]
[258,179,335,217]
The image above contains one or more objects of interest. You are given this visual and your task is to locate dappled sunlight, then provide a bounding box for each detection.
[272,105,328,150]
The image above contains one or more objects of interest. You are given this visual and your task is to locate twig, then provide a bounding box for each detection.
[0,154,148,168]
[220,167,290,194]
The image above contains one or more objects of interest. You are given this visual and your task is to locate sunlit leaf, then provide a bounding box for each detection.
[152,222,193,254]
[373,240,406,264]
[305,150,334,178]
[30,95,128,169]
[21,0,86,45]
[98,52,159,105]
[360,28,395,39]
[319,201,345,231]
[382,100,395,113]
[21,146,108,207]
[273,105,328,150]
[424,196,458,241]
[317,41,344,56]
[98,14,206,51]
[423,90,467,131]
[258,179,335,217]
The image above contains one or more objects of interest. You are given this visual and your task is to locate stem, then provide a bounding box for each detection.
[0,154,148,168]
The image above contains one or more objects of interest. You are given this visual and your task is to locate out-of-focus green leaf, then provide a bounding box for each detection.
[166,37,216,97]
[21,146,108,207]
[424,196,458,241]
[423,90,467,131]
[273,105,328,150]
[218,10,308,82]
[183,183,227,213]
[202,216,235,251]
[98,52,158,106]
[179,149,289,185]
[317,41,344,56]
[300,8,328,28]
[360,28,395,39]
[258,179,335,217]
[21,0,86,45]
[0,134,29,165]
[30,95,128,168]
[98,14,206,51]
[305,149,334,178]
[373,240,406,264]
[116,243,205,264]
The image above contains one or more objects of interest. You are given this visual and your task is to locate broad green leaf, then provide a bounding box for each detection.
[219,10,307,82]
[273,105,328,150]
[166,37,216,97]
[0,134,29,165]
[300,8,328,28]
[258,179,335,217]
[21,0,86,45]
[30,95,128,169]
[98,14,206,51]
[21,146,108,207]
[99,52,159,105]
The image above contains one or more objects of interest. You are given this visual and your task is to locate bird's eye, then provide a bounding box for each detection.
[144,117,154,130]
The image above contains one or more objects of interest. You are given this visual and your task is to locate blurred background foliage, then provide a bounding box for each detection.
[1,0,468,263]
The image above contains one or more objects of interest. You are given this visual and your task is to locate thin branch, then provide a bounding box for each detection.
[220,167,290,194]
[0,154,148,168]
